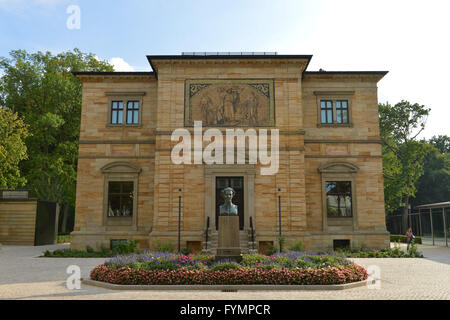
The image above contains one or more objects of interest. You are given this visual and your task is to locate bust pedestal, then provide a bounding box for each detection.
[216,215,241,262]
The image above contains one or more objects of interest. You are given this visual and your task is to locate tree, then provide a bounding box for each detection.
[428,135,450,154]
[411,141,450,207]
[0,107,29,188]
[0,49,113,232]
[379,100,430,233]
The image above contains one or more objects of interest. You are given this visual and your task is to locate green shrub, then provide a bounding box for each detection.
[57,234,70,243]
[152,240,176,252]
[407,242,423,258]
[211,261,240,271]
[241,254,269,266]
[112,239,139,255]
[193,253,215,264]
[181,248,193,255]
[86,246,94,253]
[390,234,422,244]
[287,240,303,252]
[42,248,111,258]
[333,240,423,258]
[277,236,286,252]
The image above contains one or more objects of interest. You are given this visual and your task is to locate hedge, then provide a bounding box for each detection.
[390,234,422,244]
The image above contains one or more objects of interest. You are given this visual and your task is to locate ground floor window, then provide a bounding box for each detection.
[108,181,134,217]
[326,181,352,217]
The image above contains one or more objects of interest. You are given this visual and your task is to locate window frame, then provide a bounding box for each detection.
[319,162,359,231]
[106,92,145,128]
[101,162,141,231]
[314,91,354,127]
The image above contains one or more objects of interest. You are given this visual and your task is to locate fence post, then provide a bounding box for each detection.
[443,207,448,247]
[430,208,434,246]
[418,209,422,236]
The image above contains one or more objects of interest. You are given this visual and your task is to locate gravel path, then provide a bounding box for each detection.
[0,243,448,300]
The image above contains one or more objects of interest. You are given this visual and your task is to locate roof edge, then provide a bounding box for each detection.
[72,71,155,76]
[304,71,389,75]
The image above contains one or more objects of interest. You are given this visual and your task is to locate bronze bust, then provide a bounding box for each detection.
[219,187,238,216]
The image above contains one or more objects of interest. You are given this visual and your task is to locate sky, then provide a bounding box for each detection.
[0,0,449,139]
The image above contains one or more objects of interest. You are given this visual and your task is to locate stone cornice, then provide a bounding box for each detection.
[149,58,310,77]
[75,74,156,82]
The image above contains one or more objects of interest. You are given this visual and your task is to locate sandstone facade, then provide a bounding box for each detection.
[71,54,389,252]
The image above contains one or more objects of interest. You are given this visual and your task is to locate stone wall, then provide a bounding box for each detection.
[71,60,389,251]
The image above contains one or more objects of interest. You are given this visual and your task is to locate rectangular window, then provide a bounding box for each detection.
[320,100,333,124]
[107,181,134,217]
[126,101,140,124]
[326,181,352,217]
[336,100,349,124]
[111,101,124,124]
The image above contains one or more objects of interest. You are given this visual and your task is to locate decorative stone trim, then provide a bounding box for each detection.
[79,140,155,145]
[304,139,382,144]
[79,156,155,159]
[305,155,382,159]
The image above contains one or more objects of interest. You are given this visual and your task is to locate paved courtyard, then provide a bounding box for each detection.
[0,243,448,300]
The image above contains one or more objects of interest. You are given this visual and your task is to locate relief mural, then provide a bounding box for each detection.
[184,79,275,127]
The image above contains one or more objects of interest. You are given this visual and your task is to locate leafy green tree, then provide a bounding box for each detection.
[0,49,113,231]
[0,107,29,188]
[428,135,450,154]
[411,142,450,207]
[379,100,430,233]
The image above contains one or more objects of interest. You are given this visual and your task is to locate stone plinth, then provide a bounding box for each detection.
[216,215,241,262]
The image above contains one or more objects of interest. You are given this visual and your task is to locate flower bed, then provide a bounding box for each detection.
[90,252,368,286]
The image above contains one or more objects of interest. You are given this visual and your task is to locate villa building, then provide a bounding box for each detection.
[71,53,389,253]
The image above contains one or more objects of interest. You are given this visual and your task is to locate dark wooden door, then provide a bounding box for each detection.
[216,176,244,230]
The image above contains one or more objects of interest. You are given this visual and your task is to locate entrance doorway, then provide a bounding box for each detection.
[215,176,244,230]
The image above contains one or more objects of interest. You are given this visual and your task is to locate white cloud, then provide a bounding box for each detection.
[109,57,135,72]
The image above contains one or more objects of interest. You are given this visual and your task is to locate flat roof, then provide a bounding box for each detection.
[147,54,314,78]
[71,55,388,81]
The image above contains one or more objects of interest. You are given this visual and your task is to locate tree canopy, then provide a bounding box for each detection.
[0,49,113,208]
[0,107,29,188]
[379,100,431,233]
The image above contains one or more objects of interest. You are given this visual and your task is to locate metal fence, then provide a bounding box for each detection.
[386,208,450,247]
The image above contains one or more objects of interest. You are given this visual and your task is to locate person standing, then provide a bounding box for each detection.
[405,227,415,251]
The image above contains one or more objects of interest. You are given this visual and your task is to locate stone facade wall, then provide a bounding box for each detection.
[71,60,389,252]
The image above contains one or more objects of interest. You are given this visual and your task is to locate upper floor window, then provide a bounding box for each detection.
[320,100,333,124]
[314,91,354,127]
[111,101,124,124]
[106,92,145,127]
[335,100,349,124]
[126,101,140,124]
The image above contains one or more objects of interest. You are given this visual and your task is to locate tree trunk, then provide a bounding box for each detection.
[402,195,409,234]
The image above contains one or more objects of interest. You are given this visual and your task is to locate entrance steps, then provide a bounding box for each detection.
[202,229,257,255]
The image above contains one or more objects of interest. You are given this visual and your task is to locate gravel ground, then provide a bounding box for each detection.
[0,243,448,300]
